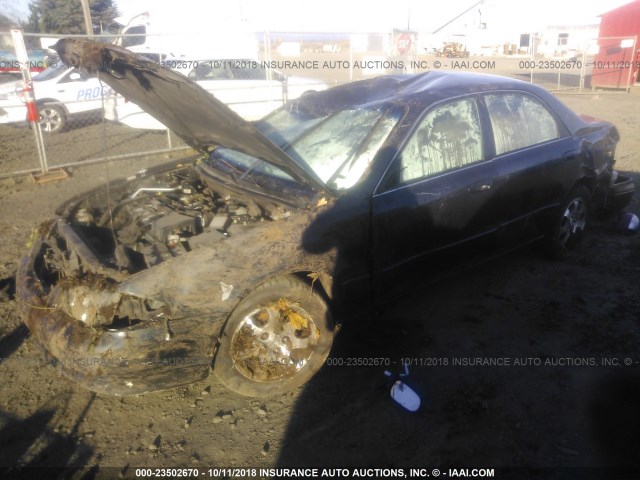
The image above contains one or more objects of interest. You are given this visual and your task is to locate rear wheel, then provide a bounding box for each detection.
[545,185,591,259]
[38,103,66,133]
[214,276,334,396]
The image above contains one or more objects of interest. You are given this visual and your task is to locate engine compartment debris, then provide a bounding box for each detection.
[37,165,292,289]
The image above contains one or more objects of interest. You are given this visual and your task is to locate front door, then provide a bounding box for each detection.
[371,96,501,293]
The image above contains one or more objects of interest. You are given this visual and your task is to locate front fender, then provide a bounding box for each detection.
[119,213,335,316]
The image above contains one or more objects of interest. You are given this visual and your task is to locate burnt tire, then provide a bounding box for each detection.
[545,185,591,259]
[213,276,334,397]
[38,103,66,133]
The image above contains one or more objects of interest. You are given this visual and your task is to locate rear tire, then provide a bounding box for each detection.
[214,276,334,397]
[545,185,591,259]
[38,103,66,133]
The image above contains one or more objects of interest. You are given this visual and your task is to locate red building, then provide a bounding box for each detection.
[592,0,640,89]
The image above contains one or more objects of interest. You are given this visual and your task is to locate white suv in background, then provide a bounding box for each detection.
[104,58,327,129]
[0,62,112,133]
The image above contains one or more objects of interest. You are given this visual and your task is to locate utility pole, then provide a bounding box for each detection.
[80,0,93,37]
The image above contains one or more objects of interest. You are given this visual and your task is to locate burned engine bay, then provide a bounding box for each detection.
[64,165,292,273]
[32,164,295,328]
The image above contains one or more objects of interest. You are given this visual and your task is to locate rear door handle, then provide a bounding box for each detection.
[468,181,492,194]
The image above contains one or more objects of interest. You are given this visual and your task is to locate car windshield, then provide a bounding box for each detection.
[207,104,402,192]
[33,63,67,81]
[283,106,402,189]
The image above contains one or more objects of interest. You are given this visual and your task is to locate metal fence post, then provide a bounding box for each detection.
[530,42,534,85]
[349,36,354,82]
[624,35,637,93]
[11,29,49,174]
[580,50,586,92]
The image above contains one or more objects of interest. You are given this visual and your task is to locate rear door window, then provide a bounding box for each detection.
[485,93,559,155]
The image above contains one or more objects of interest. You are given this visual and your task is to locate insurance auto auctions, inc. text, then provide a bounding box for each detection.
[250,468,496,477]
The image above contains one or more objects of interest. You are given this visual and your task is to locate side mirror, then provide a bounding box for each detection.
[390,381,421,412]
[384,365,421,412]
[69,72,82,81]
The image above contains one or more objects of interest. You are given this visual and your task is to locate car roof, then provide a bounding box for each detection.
[292,71,586,134]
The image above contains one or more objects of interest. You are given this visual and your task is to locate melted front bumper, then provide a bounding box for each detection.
[16,233,217,396]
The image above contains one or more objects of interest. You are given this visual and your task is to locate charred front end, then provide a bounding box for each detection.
[17,162,290,395]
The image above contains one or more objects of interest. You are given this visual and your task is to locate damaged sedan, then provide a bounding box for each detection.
[17,39,634,397]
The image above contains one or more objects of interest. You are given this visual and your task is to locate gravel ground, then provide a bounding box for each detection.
[0,89,639,479]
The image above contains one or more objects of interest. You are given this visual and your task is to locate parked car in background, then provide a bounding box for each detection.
[104,58,327,128]
[0,61,112,133]
[17,39,634,398]
[0,49,51,75]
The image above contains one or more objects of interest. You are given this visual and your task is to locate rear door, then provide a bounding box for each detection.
[483,92,577,238]
[371,95,501,291]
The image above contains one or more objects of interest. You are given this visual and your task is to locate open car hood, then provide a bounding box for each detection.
[53,38,329,195]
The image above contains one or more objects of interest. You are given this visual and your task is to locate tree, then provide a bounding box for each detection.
[25,0,119,34]
[0,12,18,30]
[0,12,19,49]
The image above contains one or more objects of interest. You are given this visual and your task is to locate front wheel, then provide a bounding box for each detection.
[213,276,334,397]
[545,185,591,259]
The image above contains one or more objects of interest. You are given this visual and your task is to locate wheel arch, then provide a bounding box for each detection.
[36,98,69,115]
[215,267,334,340]
[571,175,596,197]
[291,270,333,303]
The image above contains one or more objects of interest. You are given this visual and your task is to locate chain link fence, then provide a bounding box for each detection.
[1,30,637,179]
[527,36,638,93]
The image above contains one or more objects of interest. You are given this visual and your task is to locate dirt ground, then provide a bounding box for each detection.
[0,90,639,480]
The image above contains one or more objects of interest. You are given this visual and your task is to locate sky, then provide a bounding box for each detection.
[0,0,30,23]
[0,0,634,33]
[113,0,633,33]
